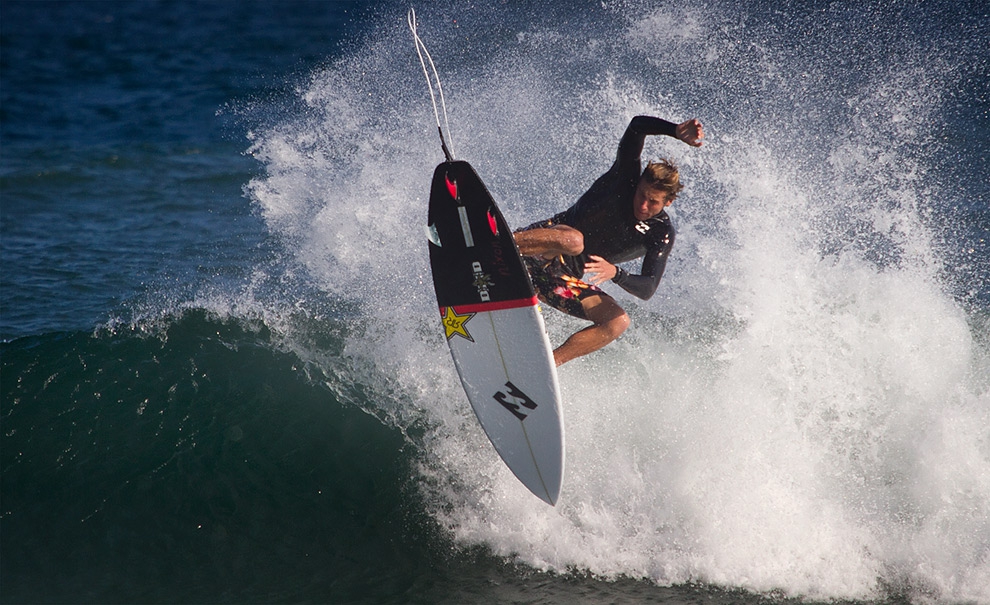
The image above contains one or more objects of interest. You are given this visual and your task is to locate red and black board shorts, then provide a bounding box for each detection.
[517,219,610,321]
[521,254,607,321]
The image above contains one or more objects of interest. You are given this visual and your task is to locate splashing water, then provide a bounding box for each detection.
[243,1,989,601]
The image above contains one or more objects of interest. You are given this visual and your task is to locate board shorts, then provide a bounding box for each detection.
[522,255,606,320]
[517,219,610,321]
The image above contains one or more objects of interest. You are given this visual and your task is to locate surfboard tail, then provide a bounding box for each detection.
[446,305,564,505]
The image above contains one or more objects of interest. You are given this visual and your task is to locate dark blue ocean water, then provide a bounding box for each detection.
[2,1,988,603]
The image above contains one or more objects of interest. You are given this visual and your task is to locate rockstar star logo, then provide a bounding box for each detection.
[441,306,475,342]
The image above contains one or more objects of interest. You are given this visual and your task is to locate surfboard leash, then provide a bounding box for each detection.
[408,8,455,162]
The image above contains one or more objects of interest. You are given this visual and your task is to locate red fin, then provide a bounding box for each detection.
[487,209,498,235]
[445,174,458,200]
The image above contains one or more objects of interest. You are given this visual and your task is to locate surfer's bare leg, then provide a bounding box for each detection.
[552,294,630,366]
[515,225,583,258]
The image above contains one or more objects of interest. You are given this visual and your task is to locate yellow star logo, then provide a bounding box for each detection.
[441,306,475,342]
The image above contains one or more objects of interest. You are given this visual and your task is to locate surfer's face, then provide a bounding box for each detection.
[633,181,671,220]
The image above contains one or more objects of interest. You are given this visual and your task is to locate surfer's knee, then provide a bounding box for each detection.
[605,310,630,339]
[585,296,629,338]
[551,225,584,256]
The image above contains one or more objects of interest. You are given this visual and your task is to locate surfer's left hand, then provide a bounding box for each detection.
[676,118,704,147]
[584,255,617,285]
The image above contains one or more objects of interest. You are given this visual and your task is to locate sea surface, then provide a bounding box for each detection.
[2,1,988,603]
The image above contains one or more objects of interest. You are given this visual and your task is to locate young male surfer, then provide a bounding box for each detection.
[514,116,704,366]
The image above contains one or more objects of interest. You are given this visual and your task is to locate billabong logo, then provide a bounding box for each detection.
[493,381,537,421]
[635,221,651,234]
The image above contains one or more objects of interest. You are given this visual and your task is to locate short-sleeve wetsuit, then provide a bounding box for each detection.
[522,116,679,319]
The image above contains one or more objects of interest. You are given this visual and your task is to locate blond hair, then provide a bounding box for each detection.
[641,159,683,201]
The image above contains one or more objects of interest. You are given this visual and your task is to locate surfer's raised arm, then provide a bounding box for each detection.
[616,116,704,165]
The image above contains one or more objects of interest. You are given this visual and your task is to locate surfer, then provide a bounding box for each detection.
[514,116,704,366]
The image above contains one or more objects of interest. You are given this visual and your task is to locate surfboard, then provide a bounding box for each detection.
[427,160,565,505]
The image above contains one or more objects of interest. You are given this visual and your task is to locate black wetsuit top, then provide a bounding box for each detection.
[542,116,679,300]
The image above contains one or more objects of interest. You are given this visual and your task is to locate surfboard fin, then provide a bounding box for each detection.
[487,209,498,235]
[426,223,442,247]
[445,174,458,200]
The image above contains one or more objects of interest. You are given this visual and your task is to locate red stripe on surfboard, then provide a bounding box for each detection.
[439,296,539,315]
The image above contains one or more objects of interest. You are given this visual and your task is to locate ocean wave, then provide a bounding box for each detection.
[240,1,990,601]
[0,309,451,602]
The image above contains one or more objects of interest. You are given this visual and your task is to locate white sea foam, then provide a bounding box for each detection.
[245,2,990,601]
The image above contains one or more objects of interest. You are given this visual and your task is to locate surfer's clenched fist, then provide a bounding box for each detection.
[676,118,704,147]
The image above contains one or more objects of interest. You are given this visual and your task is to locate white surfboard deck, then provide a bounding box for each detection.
[441,302,564,505]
